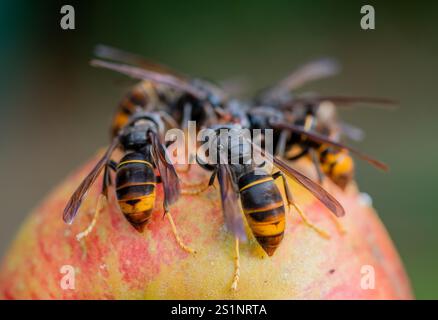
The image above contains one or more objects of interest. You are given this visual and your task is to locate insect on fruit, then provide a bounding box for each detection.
[254,58,393,190]
[94,45,185,137]
[269,116,389,189]
[93,45,229,134]
[63,111,195,254]
[90,48,231,177]
[195,124,345,290]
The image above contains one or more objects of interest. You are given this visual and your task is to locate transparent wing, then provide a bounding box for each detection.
[217,164,247,241]
[271,121,388,171]
[63,137,119,224]
[263,58,340,100]
[94,44,187,80]
[149,131,180,207]
[91,59,207,100]
[282,95,398,109]
[250,138,345,217]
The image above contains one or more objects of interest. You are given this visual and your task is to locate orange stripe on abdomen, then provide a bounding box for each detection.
[118,193,156,232]
[244,204,286,256]
[244,202,285,236]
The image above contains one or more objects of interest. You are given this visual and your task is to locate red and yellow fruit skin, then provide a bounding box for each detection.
[0,152,412,299]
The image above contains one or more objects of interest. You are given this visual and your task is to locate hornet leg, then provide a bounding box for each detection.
[303,115,326,185]
[273,171,330,239]
[327,209,346,235]
[180,180,211,195]
[181,169,217,196]
[177,163,192,174]
[231,237,240,291]
[304,152,346,235]
[176,152,192,174]
[176,103,193,174]
[164,202,196,254]
[309,148,325,185]
[275,130,289,157]
[76,162,114,241]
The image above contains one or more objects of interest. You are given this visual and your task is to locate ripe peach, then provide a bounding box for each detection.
[0,152,412,299]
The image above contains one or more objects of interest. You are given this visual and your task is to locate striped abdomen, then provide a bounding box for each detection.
[116,152,156,232]
[238,173,286,256]
[318,146,354,190]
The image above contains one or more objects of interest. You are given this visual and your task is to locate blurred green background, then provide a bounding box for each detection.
[0,0,437,298]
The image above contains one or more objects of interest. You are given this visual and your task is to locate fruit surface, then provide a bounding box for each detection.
[0,153,412,299]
